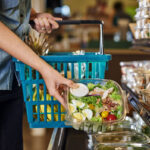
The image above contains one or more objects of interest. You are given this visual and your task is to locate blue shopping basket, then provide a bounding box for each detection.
[14,20,111,128]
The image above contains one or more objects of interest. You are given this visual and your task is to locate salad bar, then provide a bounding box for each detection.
[48,114,150,150]
[48,79,150,150]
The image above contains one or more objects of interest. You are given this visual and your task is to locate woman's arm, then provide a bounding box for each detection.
[0,21,73,108]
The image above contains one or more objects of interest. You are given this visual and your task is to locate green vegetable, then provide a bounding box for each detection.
[109,91,121,101]
[70,93,102,107]
[114,106,123,119]
[116,111,122,119]
[104,81,119,92]
[91,116,102,122]
[87,83,95,91]
[117,105,122,112]
[111,106,122,119]
[95,83,102,89]
[87,83,102,91]
[147,32,150,37]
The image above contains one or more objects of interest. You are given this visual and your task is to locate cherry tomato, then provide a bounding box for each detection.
[106,114,117,121]
[101,111,109,118]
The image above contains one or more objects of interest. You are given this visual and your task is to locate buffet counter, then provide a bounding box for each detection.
[47,128,89,150]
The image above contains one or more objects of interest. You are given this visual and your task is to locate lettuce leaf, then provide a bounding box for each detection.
[91,116,102,122]
[104,81,119,92]
[87,83,95,91]
[69,93,102,107]
[109,91,121,101]
[87,83,102,91]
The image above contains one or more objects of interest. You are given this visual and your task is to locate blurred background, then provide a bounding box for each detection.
[31,0,137,50]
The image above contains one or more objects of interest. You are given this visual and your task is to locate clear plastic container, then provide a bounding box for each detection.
[94,143,150,150]
[135,27,150,39]
[65,79,127,133]
[135,28,142,39]
[135,7,150,19]
[141,28,150,39]
[120,61,150,94]
[129,68,150,94]
[140,89,150,106]
[138,0,150,8]
[120,61,143,84]
[93,114,150,149]
[93,121,150,144]
[136,18,150,28]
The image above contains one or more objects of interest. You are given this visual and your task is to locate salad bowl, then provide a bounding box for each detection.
[65,79,128,133]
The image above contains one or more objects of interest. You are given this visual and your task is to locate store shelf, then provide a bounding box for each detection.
[129,23,150,52]
[131,39,150,52]
[122,83,150,127]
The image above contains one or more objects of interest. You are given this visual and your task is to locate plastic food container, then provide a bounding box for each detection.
[120,61,141,85]
[94,143,150,150]
[136,18,150,28]
[141,28,150,39]
[140,89,150,106]
[135,7,150,19]
[65,79,127,133]
[138,0,150,7]
[135,27,150,39]
[93,115,150,149]
[120,61,150,94]
[130,69,150,93]
[93,121,150,144]
[135,28,142,39]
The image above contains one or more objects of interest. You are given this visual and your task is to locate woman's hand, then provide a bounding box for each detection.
[33,13,62,33]
[41,64,75,109]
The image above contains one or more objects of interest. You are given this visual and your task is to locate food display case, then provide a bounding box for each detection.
[47,112,150,150]
[47,78,150,150]
[46,59,150,150]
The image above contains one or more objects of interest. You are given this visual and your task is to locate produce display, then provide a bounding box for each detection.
[66,79,126,132]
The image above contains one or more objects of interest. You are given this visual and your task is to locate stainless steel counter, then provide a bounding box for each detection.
[47,128,92,150]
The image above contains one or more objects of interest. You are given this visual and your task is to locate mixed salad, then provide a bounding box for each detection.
[68,80,124,125]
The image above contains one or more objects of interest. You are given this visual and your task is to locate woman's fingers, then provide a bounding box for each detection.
[50,88,67,109]
[60,78,78,89]
[33,13,62,33]
[34,18,41,31]
[42,18,52,33]
[47,18,59,29]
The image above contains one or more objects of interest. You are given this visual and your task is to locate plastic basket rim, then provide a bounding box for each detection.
[13,53,111,63]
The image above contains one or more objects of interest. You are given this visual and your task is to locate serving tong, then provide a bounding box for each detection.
[122,83,150,127]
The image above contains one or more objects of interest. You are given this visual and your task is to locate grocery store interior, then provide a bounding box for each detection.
[23,0,150,150]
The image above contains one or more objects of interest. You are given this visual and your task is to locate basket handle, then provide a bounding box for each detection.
[56,20,103,25]
[30,19,104,54]
[56,20,104,54]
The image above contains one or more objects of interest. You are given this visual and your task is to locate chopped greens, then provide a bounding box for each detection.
[68,80,123,126]
[91,116,102,122]
[109,91,121,100]
[104,81,119,92]
[87,83,102,91]
[87,83,95,91]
